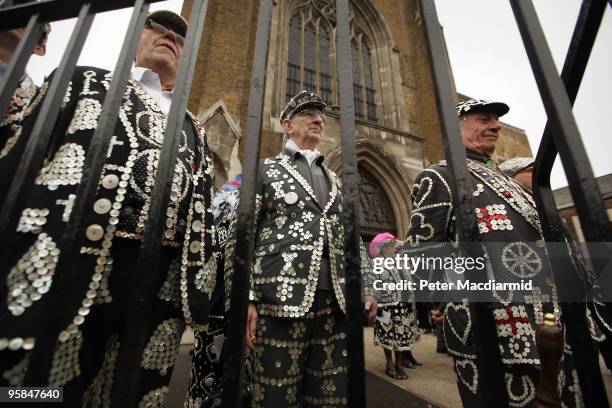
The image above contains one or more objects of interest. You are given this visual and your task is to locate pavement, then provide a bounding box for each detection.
[167,327,612,407]
[363,327,461,408]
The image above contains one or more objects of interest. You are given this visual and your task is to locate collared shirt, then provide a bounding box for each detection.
[131,66,173,115]
[285,138,322,166]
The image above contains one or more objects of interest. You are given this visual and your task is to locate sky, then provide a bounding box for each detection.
[434,0,612,189]
[25,0,611,189]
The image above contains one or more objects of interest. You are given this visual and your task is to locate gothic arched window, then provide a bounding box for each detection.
[352,38,364,119]
[286,14,301,101]
[285,5,378,123]
[362,40,377,121]
[303,22,317,93]
[319,25,332,103]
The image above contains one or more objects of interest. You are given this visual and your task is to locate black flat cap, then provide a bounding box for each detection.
[280,90,326,123]
[456,98,510,118]
[148,10,188,38]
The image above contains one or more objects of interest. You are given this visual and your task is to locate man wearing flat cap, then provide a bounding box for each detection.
[1,22,51,159]
[499,157,535,192]
[400,98,586,406]
[0,10,217,405]
[224,90,377,407]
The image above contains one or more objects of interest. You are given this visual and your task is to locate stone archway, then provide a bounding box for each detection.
[325,137,413,239]
[358,167,397,241]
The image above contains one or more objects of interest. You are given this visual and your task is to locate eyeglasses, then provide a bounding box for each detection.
[292,109,326,123]
[146,19,185,46]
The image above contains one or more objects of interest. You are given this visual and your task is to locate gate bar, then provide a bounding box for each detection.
[23,0,152,386]
[510,0,610,244]
[532,0,607,244]
[110,1,209,405]
[222,1,273,407]
[0,3,95,270]
[335,0,366,406]
[0,13,41,128]
[528,1,610,406]
[0,0,165,31]
[418,0,509,405]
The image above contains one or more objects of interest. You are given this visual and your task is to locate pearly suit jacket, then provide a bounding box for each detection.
[225,152,374,318]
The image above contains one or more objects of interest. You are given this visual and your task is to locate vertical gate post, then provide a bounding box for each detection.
[510,0,609,242]
[0,13,42,128]
[0,2,95,266]
[511,0,612,406]
[335,1,366,406]
[110,0,210,405]
[417,0,509,405]
[222,1,273,407]
[22,0,153,387]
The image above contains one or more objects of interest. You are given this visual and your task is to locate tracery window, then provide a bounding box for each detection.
[285,3,378,122]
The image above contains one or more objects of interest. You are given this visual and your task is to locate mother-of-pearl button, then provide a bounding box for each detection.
[86,224,104,241]
[101,174,119,189]
[93,198,112,214]
[284,192,298,205]
[192,220,202,232]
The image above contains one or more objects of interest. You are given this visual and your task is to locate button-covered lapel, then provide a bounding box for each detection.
[321,165,338,215]
[276,153,322,209]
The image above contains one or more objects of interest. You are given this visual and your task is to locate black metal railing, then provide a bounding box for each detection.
[1,0,611,407]
[512,0,612,406]
[336,1,366,405]
[0,0,208,405]
[418,0,612,407]
[221,1,273,406]
[418,1,509,405]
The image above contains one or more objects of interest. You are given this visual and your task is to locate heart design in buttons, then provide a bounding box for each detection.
[445,301,472,345]
[455,359,478,394]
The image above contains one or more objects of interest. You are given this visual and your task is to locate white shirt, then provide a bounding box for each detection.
[285,139,322,166]
[131,66,173,115]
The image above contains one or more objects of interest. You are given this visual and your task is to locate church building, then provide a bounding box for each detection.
[182,0,532,240]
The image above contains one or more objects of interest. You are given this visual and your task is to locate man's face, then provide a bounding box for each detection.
[282,108,325,149]
[135,20,183,84]
[0,25,48,63]
[459,111,501,157]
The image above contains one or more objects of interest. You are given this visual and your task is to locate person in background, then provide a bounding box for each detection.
[0,22,51,157]
[498,157,534,193]
[186,174,252,407]
[370,232,420,380]
[430,306,446,353]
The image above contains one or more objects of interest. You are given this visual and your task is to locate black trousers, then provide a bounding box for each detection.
[252,290,347,407]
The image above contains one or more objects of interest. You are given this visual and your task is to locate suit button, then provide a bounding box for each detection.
[85,224,104,241]
[101,174,119,189]
[93,198,112,214]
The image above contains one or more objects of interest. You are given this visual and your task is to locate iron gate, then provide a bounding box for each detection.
[0,0,611,407]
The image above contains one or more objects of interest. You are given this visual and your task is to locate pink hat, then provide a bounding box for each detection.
[369,232,398,257]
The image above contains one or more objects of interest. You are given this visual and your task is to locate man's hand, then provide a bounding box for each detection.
[364,296,378,321]
[431,308,444,324]
[246,302,258,349]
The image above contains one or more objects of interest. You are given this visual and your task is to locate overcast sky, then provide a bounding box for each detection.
[26,0,611,189]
